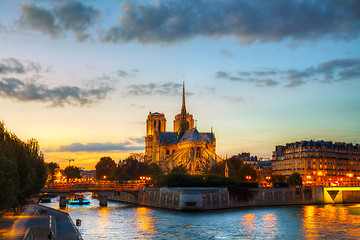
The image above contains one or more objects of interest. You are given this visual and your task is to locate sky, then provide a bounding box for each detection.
[1,0,359,169]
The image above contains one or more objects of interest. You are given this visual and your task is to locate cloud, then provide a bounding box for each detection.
[14,0,360,45]
[54,139,144,152]
[216,58,360,88]
[18,1,100,41]
[220,49,233,57]
[101,0,360,44]
[0,58,46,74]
[19,3,61,37]
[0,77,113,107]
[54,1,101,41]
[117,69,139,78]
[216,71,280,87]
[126,82,183,96]
[224,96,245,103]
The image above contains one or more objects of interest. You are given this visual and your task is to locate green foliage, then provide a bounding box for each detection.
[170,165,187,174]
[272,174,287,184]
[160,173,237,187]
[209,157,257,183]
[286,172,303,187]
[47,162,59,176]
[0,121,47,213]
[46,162,59,184]
[113,156,162,181]
[64,166,81,180]
[95,156,116,180]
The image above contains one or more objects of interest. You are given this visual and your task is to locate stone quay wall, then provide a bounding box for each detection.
[108,187,319,211]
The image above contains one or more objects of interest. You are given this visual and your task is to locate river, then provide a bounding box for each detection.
[41,193,360,239]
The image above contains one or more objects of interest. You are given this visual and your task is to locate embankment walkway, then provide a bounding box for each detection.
[1,204,81,240]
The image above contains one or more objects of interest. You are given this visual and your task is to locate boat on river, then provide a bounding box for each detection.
[67,194,90,205]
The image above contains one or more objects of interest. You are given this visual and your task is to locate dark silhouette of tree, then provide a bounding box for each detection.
[64,166,81,180]
[0,121,47,213]
[209,156,257,183]
[113,155,162,181]
[95,157,116,180]
[286,172,303,187]
[170,165,187,174]
[149,162,161,175]
[47,162,59,176]
[46,162,59,183]
[238,165,257,182]
[128,153,144,162]
[272,174,286,184]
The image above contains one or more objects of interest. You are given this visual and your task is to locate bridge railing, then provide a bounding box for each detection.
[43,181,141,191]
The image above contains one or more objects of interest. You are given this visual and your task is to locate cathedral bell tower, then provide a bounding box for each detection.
[146,112,166,136]
[145,112,166,163]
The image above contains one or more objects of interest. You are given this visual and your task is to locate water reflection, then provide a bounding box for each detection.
[134,207,155,235]
[240,213,255,236]
[302,205,360,239]
[262,213,278,238]
[39,196,360,240]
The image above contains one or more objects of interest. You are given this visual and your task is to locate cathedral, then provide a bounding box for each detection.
[145,83,222,174]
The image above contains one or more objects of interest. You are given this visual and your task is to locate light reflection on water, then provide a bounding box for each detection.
[41,193,360,240]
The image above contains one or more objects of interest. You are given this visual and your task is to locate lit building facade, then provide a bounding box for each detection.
[234,152,258,169]
[272,140,360,186]
[145,83,222,174]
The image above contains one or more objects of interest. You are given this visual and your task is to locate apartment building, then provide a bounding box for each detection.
[272,140,360,186]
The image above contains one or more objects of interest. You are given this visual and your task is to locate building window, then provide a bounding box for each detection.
[196,161,200,170]
[196,147,201,158]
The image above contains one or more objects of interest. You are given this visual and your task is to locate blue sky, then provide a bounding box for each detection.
[1,0,359,169]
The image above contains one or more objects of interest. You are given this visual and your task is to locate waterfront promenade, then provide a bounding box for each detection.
[0,204,81,240]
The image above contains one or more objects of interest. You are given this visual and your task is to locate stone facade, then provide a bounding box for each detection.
[272,140,360,186]
[145,83,222,174]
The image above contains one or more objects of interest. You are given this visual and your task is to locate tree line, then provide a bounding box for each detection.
[92,153,303,188]
[48,153,302,188]
[0,121,47,214]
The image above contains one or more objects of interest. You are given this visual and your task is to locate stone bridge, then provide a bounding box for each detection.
[42,183,139,207]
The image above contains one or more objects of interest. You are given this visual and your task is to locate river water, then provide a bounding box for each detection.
[41,193,360,239]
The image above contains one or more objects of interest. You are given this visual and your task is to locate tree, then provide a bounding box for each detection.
[47,162,59,176]
[95,157,116,180]
[286,172,303,187]
[238,164,257,183]
[272,174,286,184]
[46,162,59,183]
[149,162,161,175]
[64,166,81,180]
[209,157,257,183]
[170,165,187,174]
[128,153,145,162]
[0,121,47,213]
[113,158,163,182]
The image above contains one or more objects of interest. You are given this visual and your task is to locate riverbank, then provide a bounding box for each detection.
[108,186,360,211]
[0,204,82,240]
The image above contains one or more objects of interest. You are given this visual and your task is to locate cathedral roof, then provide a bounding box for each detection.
[200,133,214,144]
[179,128,214,144]
[158,129,214,144]
[159,132,178,143]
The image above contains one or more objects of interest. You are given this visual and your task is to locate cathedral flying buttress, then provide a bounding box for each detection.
[145,83,223,174]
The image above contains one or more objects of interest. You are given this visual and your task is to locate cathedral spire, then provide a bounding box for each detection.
[178,82,189,140]
[181,81,186,115]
